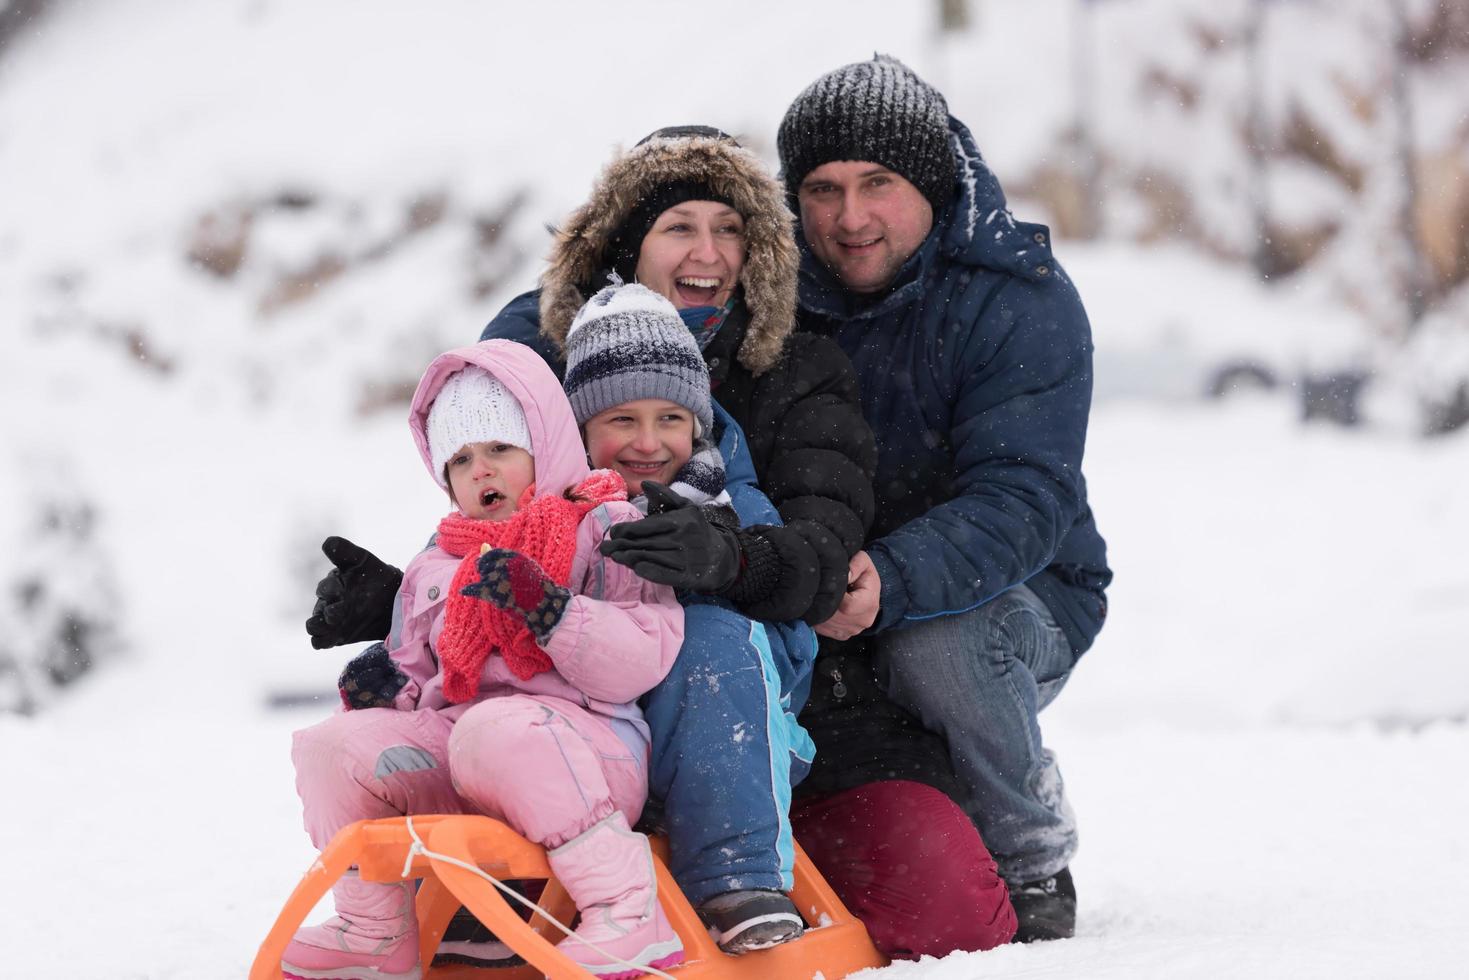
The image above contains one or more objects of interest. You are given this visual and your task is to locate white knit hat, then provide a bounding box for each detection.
[425,366,533,487]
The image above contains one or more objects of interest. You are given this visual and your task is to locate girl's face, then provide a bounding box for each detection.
[583,399,695,496]
[446,442,535,520]
[634,201,746,309]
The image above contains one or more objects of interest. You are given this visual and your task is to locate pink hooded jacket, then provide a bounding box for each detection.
[381,339,684,757]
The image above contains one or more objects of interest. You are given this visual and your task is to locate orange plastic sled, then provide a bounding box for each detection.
[251,814,890,980]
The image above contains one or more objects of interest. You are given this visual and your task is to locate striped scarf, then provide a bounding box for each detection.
[664,434,726,507]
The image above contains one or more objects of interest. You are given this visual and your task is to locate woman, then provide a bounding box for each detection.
[490,125,870,625]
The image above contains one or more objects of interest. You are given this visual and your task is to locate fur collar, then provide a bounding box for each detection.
[539,135,797,377]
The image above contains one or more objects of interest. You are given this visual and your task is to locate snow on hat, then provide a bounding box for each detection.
[563,283,712,435]
[777,54,957,212]
[425,365,533,488]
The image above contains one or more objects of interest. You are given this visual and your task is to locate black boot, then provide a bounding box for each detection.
[431,898,531,968]
[697,889,805,954]
[1009,866,1076,942]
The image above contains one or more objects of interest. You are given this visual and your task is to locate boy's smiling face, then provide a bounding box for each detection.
[583,399,695,496]
[446,442,535,520]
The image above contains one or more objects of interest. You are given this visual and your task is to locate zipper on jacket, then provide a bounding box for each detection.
[828,666,848,700]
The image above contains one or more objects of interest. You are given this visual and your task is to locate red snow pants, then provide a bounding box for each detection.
[791,779,1017,959]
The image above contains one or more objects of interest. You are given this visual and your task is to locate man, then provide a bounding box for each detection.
[777,54,1112,942]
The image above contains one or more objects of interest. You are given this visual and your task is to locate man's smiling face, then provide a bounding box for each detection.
[798,161,934,294]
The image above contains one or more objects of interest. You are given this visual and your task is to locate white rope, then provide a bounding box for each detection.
[401,816,678,980]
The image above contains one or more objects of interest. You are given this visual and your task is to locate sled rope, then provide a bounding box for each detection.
[402,815,678,980]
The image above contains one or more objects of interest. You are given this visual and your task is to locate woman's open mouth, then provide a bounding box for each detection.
[674,276,721,306]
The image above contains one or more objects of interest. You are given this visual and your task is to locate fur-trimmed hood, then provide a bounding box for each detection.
[539,133,798,377]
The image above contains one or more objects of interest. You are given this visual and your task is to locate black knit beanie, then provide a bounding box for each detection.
[605,126,742,285]
[777,54,956,213]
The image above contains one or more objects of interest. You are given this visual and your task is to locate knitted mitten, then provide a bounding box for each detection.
[460,548,571,643]
[338,643,409,710]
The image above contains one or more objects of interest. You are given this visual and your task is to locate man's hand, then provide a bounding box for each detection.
[305,536,404,650]
[814,550,881,640]
[598,482,741,593]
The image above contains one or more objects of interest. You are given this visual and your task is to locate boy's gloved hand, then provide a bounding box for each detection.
[337,643,409,710]
[598,481,741,593]
[306,536,404,650]
[462,548,571,643]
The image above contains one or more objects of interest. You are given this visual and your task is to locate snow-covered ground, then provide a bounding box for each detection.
[3,2,1468,978]
[7,393,1467,980]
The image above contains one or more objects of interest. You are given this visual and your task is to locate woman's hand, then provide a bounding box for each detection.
[305,537,403,649]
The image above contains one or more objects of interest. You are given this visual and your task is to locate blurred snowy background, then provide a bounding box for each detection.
[2,1,1466,977]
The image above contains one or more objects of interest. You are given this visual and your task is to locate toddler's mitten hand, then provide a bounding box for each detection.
[461,548,571,643]
[337,642,409,710]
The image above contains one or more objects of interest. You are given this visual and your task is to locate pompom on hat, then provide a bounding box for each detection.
[425,365,533,488]
[562,283,713,436]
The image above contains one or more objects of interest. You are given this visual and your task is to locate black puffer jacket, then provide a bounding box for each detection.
[795,638,963,802]
[701,302,875,557]
[482,130,875,623]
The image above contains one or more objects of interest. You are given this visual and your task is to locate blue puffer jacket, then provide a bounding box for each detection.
[795,116,1111,658]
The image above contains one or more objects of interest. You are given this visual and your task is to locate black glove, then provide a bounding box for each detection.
[337,643,409,710]
[598,481,741,594]
[305,536,404,650]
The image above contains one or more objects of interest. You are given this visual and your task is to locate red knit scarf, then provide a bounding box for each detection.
[435,470,626,702]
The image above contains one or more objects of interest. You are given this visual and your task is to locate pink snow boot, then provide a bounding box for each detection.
[546,813,685,979]
[281,876,421,980]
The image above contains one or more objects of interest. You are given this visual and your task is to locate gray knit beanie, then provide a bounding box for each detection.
[777,54,956,213]
[563,283,713,435]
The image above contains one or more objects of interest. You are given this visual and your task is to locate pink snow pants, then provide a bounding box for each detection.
[292,694,648,850]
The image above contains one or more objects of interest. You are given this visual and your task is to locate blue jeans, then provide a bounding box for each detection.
[873,584,1077,883]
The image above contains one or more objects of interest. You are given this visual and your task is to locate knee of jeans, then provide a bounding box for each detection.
[981,598,1066,674]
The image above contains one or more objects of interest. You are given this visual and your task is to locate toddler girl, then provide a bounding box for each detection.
[283,339,686,980]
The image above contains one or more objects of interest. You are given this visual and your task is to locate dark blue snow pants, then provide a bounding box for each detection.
[642,596,817,906]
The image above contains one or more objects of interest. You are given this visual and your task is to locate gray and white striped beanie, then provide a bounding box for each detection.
[777,53,956,213]
[563,283,713,436]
